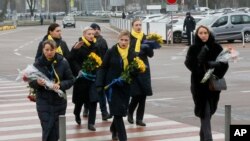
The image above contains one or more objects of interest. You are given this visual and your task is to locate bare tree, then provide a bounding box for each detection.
[26,0,36,17]
[0,0,9,22]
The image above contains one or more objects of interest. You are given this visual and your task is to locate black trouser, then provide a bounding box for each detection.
[200,101,213,141]
[74,101,97,125]
[110,116,127,141]
[128,95,146,121]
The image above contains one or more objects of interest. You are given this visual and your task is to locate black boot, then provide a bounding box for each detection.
[136,120,146,126]
[127,113,134,124]
[75,115,81,125]
[88,124,96,131]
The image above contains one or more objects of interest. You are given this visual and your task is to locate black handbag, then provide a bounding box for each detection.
[209,75,227,91]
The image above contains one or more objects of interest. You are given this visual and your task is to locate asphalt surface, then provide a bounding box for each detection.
[0,21,250,135]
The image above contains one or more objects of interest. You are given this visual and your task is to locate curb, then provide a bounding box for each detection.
[0,25,16,31]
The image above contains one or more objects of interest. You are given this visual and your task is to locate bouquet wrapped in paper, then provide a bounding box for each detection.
[142,33,164,49]
[201,46,239,83]
[76,52,102,81]
[17,65,67,100]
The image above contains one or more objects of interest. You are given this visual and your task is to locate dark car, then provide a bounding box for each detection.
[62,16,75,28]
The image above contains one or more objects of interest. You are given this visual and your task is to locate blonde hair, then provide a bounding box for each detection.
[82,26,94,34]
[118,30,130,39]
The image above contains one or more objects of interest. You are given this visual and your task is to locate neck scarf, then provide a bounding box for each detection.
[82,36,96,47]
[131,29,144,53]
[45,56,60,84]
[117,44,129,70]
[47,35,63,56]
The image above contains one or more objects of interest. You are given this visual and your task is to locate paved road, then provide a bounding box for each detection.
[0,21,250,140]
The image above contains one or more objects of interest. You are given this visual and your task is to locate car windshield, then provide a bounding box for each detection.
[197,16,218,26]
[64,16,74,20]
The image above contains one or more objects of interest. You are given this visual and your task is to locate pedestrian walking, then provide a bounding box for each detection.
[184,25,229,141]
[96,30,136,141]
[53,14,56,23]
[35,23,70,61]
[127,18,154,126]
[183,12,196,45]
[82,23,111,120]
[29,40,74,141]
[70,27,99,131]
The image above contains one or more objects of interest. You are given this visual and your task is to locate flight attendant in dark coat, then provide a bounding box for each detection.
[70,26,99,131]
[29,40,74,141]
[35,23,70,61]
[96,30,136,141]
[185,25,228,141]
[127,18,154,126]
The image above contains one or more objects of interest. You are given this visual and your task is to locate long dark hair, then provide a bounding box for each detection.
[47,23,60,35]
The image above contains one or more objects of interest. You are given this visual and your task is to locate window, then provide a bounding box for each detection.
[242,15,250,24]
[213,16,228,27]
[231,15,242,25]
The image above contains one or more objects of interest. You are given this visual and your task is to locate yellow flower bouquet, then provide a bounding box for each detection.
[77,52,102,81]
[104,57,146,90]
[143,33,164,49]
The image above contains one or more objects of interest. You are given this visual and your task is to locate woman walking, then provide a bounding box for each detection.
[127,18,154,126]
[35,23,70,61]
[96,30,136,141]
[29,40,74,141]
[70,27,99,131]
[185,25,229,141]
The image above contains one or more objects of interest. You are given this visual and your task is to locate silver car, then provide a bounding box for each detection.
[62,16,76,28]
[197,13,250,43]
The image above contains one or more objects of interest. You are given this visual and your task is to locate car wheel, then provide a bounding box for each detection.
[227,40,234,43]
[173,32,182,43]
[73,24,75,28]
[244,31,250,43]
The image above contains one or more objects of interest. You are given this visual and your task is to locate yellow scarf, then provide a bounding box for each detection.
[47,35,63,56]
[46,58,60,84]
[81,36,96,47]
[117,45,129,70]
[131,29,144,53]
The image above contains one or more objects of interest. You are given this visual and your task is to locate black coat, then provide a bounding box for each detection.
[129,34,154,96]
[184,34,229,118]
[70,39,100,104]
[96,44,136,116]
[95,35,108,60]
[183,15,196,32]
[35,35,70,61]
[29,54,74,141]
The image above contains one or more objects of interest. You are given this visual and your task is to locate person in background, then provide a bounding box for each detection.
[122,11,126,19]
[35,23,70,61]
[96,30,136,141]
[70,27,99,131]
[82,23,111,121]
[127,18,154,126]
[29,40,74,141]
[185,25,229,141]
[183,12,196,46]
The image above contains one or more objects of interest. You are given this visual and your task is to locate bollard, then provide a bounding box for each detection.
[225,105,231,141]
[190,32,193,45]
[59,115,66,141]
[242,32,245,48]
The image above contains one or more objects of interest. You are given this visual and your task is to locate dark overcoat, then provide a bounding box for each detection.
[184,34,229,118]
[96,44,136,116]
[129,34,154,96]
[35,35,70,61]
[95,35,108,59]
[70,39,99,104]
[29,54,74,141]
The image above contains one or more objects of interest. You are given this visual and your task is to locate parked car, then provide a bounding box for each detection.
[197,13,250,43]
[62,16,75,28]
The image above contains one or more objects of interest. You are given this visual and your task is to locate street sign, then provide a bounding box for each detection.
[166,0,177,5]
[166,4,178,11]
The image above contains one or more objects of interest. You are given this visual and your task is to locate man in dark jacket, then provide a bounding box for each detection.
[183,12,196,45]
[82,23,110,121]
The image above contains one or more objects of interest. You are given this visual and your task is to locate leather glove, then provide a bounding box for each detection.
[208,61,220,68]
[197,45,209,64]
